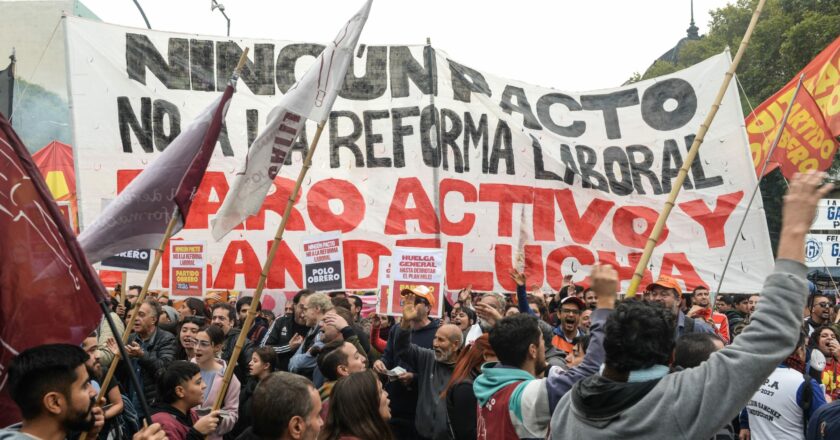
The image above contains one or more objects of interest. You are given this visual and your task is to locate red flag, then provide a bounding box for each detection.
[79,83,234,263]
[0,114,104,426]
[748,36,840,176]
[767,89,840,178]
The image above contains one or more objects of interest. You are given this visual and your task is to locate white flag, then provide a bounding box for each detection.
[211,0,372,240]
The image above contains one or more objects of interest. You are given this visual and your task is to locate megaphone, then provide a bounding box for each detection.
[810,349,827,373]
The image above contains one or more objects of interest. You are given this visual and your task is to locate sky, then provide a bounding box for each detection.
[80,0,735,91]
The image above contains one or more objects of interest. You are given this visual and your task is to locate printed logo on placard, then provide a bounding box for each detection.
[805,238,822,263]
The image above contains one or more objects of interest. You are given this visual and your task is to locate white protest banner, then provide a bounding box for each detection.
[812,199,840,230]
[302,231,345,291]
[170,241,205,298]
[390,247,444,318]
[65,17,774,294]
[805,234,840,268]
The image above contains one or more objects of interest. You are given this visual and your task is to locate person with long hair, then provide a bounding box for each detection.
[442,334,496,440]
[175,316,207,361]
[178,297,210,321]
[811,325,840,400]
[368,314,394,353]
[229,347,278,439]
[319,370,393,440]
[192,325,240,440]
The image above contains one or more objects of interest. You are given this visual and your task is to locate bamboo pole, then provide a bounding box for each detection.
[712,74,805,303]
[625,0,768,298]
[211,121,326,413]
[120,271,128,304]
[80,211,180,440]
[90,49,251,408]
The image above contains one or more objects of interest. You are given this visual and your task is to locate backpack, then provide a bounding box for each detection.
[807,401,840,440]
[800,373,814,437]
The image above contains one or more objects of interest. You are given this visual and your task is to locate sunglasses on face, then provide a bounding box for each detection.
[815,302,831,308]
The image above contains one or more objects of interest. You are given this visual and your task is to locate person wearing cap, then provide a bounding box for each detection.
[372,287,440,439]
[551,296,586,354]
[550,171,832,440]
[645,275,715,340]
[392,291,462,440]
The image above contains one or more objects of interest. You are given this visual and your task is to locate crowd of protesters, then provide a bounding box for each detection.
[4,171,840,439]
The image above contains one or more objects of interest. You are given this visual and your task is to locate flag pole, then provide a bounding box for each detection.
[211,121,326,414]
[82,211,180,440]
[624,0,768,298]
[120,271,128,304]
[84,48,251,439]
[711,74,805,302]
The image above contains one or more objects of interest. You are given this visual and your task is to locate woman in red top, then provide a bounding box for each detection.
[319,370,393,440]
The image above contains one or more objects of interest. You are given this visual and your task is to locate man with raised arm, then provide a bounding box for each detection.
[550,171,832,439]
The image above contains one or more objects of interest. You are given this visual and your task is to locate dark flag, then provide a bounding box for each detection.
[0,54,14,119]
[78,81,235,263]
[0,113,104,426]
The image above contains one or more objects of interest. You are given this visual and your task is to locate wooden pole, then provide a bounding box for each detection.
[624,0,768,298]
[120,271,128,304]
[85,51,252,440]
[91,48,250,404]
[711,74,805,303]
[80,211,180,440]
[211,121,326,413]
[93,213,180,403]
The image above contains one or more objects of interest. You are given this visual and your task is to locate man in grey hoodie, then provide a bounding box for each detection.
[550,171,831,439]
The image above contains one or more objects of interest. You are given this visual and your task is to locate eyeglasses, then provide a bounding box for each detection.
[560,308,581,315]
[647,290,674,299]
[815,302,831,308]
[195,340,212,348]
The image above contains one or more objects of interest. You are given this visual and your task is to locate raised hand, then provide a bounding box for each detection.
[458,285,473,305]
[475,301,502,324]
[590,264,619,309]
[778,171,833,262]
[401,293,419,324]
[323,311,349,331]
[509,268,526,286]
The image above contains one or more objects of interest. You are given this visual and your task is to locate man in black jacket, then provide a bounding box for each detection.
[125,299,177,416]
[260,289,313,371]
[211,303,252,383]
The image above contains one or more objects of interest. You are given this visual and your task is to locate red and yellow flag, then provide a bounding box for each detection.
[748,36,840,177]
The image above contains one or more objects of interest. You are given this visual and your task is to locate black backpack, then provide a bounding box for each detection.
[801,373,814,436]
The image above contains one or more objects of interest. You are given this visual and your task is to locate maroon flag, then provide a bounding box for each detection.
[0,113,104,426]
[79,83,235,263]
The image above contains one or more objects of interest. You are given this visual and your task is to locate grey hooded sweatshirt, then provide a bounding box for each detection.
[550,260,807,439]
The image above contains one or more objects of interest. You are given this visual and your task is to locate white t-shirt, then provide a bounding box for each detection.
[746,366,806,440]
